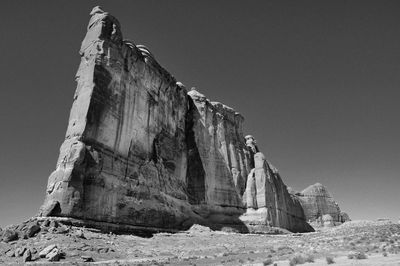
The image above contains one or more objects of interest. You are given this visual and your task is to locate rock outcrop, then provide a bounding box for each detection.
[240,152,314,233]
[39,6,197,232]
[38,6,313,234]
[294,183,350,226]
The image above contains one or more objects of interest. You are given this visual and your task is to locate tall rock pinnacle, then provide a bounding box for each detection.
[38,7,315,234]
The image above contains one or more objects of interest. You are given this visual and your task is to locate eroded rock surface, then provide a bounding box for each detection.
[38,6,313,234]
[240,151,314,233]
[39,6,195,232]
[295,183,350,226]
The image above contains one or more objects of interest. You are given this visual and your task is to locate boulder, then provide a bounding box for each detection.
[74,229,85,239]
[39,244,57,258]
[56,225,69,234]
[186,224,213,234]
[41,219,50,227]
[46,248,63,261]
[49,220,58,228]
[5,249,15,257]
[23,249,32,262]
[27,222,41,237]
[29,247,38,255]
[81,255,94,262]
[2,229,18,243]
[15,247,26,257]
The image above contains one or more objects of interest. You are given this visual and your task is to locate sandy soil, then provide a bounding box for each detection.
[0,219,399,265]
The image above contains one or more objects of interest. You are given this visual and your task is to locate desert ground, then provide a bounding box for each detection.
[0,218,399,265]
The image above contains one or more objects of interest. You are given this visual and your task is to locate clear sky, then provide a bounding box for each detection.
[0,1,399,227]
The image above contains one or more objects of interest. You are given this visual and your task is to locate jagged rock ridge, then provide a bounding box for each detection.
[39,6,314,234]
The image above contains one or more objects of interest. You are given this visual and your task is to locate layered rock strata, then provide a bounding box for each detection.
[240,151,314,233]
[39,6,193,231]
[39,6,313,234]
[294,183,350,226]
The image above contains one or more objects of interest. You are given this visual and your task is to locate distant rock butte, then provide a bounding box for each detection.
[293,183,350,227]
[37,6,347,234]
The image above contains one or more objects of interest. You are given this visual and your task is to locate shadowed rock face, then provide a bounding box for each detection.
[38,7,313,234]
[187,89,250,207]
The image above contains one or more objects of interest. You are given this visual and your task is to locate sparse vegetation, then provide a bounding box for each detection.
[326,256,335,264]
[263,258,273,265]
[1,218,400,265]
[289,254,314,265]
[289,255,304,266]
[305,254,314,262]
[348,251,368,260]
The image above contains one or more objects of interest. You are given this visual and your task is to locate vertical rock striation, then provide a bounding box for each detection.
[39,7,194,231]
[295,183,350,226]
[240,148,314,232]
[39,6,314,234]
[187,89,250,206]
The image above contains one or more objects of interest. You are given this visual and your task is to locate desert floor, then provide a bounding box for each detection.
[0,219,399,265]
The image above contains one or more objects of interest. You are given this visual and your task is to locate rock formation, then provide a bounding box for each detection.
[294,183,350,226]
[322,214,334,227]
[340,212,351,223]
[240,152,314,233]
[38,6,313,234]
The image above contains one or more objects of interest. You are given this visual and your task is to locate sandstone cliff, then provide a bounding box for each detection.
[39,7,194,231]
[39,6,313,234]
[294,183,350,226]
[240,152,314,233]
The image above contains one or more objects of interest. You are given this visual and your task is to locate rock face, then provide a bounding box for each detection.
[295,183,350,225]
[240,152,314,233]
[39,6,313,233]
[186,89,251,229]
[39,6,195,231]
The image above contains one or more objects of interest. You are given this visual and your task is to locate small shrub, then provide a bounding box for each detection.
[356,252,368,259]
[305,254,314,262]
[326,256,335,264]
[348,251,368,260]
[263,258,273,265]
[277,246,294,255]
[289,255,306,265]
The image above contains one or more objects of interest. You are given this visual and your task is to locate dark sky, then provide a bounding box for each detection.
[1,1,399,227]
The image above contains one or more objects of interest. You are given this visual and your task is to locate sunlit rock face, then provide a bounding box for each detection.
[39,7,194,231]
[240,152,314,233]
[39,7,314,234]
[295,183,350,225]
